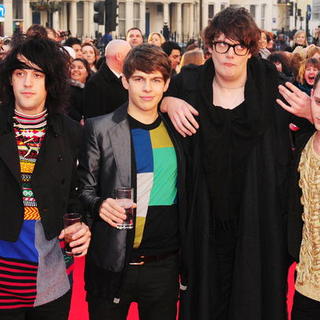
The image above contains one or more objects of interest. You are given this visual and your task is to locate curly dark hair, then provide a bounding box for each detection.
[203,7,261,55]
[0,36,70,114]
[123,44,171,82]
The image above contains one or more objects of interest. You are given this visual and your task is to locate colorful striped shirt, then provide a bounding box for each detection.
[0,110,72,309]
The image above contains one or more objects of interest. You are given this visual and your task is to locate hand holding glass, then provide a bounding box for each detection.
[115,187,134,230]
[63,213,82,256]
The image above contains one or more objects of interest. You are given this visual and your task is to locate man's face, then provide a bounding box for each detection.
[126,29,143,48]
[11,55,47,115]
[122,70,170,115]
[209,33,252,82]
[168,49,181,70]
[311,83,320,131]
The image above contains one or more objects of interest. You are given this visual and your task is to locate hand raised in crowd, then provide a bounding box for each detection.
[99,198,137,228]
[277,82,313,123]
[59,223,91,257]
[160,96,199,137]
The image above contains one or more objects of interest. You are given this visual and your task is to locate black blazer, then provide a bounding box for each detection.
[0,105,83,242]
[83,63,128,118]
[79,105,188,299]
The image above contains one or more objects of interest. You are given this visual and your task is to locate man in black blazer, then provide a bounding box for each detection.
[0,37,90,319]
[83,39,131,118]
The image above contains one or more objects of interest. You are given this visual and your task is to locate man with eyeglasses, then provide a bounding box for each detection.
[160,7,313,320]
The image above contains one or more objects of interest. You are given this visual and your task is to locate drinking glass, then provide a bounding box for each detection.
[63,212,82,256]
[115,187,134,230]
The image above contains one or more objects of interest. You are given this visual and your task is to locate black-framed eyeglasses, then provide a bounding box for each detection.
[212,41,249,56]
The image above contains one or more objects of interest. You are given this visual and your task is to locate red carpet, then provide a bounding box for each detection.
[69,257,296,320]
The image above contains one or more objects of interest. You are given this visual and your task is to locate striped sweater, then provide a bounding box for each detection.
[0,110,73,309]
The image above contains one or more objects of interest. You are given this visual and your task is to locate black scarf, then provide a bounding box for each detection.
[198,57,278,222]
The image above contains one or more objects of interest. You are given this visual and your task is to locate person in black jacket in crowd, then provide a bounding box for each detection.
[0,36,91,319]
[68,58,91,122]
[160,7,313,320]
[83,39,131,118]
[79,44,187,320]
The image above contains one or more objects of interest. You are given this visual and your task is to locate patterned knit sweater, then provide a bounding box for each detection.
[296,133,320,302]
[0,110,73,309]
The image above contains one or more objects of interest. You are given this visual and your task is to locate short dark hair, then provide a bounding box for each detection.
[0,36,70,114]
[161,41,181,56]
[123,44,171,82]
[26,24,48,39]
[64,37,82,47]
[126,27,143,37]
[203,7,260,55]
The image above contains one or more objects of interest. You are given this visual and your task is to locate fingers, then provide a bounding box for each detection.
[58,229,65,240]
[169,105,199,137]
[69,224,91,256]
[99,198,129,228]
[276,98,292,114]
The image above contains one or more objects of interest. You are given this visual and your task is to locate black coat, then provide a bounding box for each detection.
[67,84,84,122]
[168,57,291,320]
[0,105,83,242]
[83,63,128,118]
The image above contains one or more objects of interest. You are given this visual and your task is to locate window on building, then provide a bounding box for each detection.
[13,0,23,19]
[118,2,126,38]
[77,2,84,37]
[13,0,23,33]
[208,4,214,22]
[250,5,256,19]
[133,2,140,28]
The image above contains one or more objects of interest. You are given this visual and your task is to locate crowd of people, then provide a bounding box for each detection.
[0,6,320,320]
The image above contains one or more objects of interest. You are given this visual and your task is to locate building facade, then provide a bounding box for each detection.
[0,0,319,40]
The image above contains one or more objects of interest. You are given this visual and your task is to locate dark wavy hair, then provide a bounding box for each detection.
[203,7,261,55]
[123,44,171,82]
[0,36,70,114]
[267,51,292,77]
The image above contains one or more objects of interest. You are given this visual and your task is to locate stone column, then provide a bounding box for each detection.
[189,3,194,39]
[69,0,77,37]
[140,0,146,35]
[125,0,134,31]
[23,0,32,32]
[60,2,68,32]
[264,3,272,31]
[176,2,182,43]
[52,10,60,31]
[87,0,95,38]
[40,10,48,27]
[255,4,262,29]
[202,0,209,30]
[83,0,90,37]
[163,1,169,27]
[3,0,13,36]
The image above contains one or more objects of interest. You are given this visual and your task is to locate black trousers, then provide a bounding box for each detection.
[88,254,179,320]
[292,290,320,320]
[0,290,71,320]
